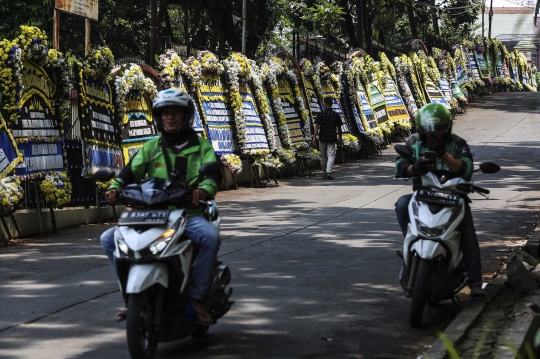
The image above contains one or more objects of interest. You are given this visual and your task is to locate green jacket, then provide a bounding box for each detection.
[395,133,474,180]
[110,132,219,217]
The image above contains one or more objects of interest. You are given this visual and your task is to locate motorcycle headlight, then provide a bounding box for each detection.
[117,239,129,255]
[414,205,462,238]
[149,228,176,255]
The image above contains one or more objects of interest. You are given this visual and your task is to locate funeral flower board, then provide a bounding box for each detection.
[13,61,66,177]
[425,80,451,109]
[197,74,240,155]
[238,79,270,152]
[277,78,305,147]
[382,76,409,123]
[121,90,158,164]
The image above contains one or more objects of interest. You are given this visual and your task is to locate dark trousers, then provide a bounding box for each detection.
[395,194,483,288]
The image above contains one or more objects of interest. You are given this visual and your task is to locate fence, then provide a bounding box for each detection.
[292,33,348,64]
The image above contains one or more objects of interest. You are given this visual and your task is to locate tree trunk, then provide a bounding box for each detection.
[408,1,418,38]
[431,0,440,36]
[356,0,364,48]
[341,0,359,48]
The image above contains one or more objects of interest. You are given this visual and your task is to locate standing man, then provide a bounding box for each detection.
[312,97,343,180]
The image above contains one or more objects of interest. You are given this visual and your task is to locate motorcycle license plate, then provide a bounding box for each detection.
[118,209,170,225]
[416,190,460,206]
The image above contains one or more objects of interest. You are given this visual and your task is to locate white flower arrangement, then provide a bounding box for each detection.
[249,60,277,152]
[269,57,311,147]
[223,55,248,150]
[342,134,361,152]
[221,154,243,175]
[264,61,292,149]
[296,148,320,161]
[275,148,297,166]
[198,51,224,76]
[158,49,183,89]
[0,176,24,216]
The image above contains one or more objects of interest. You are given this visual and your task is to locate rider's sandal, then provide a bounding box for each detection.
[470,286,487,300]
[195,309,214,326]
[116,307,128,323]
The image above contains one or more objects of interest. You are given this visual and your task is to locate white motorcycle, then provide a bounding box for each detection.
[95,162,233,359]
[394,144,500,327]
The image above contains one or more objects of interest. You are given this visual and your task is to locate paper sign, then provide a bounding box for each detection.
[263,92,282,148]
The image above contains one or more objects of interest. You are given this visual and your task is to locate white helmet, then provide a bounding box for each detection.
[152,88,195,132]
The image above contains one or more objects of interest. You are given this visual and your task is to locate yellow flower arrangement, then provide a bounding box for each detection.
[40,171,73,208]
[221,154,243,175]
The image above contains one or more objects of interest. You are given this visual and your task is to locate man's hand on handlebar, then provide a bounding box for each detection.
[192,189,207,208]
[105,189,118,205]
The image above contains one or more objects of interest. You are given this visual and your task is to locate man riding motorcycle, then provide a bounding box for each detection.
[394,103,486,300]
[100,88,221,325]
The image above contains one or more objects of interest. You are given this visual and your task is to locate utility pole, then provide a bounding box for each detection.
[150,0,158,67]
[242,0,247,55]
[482,0,485,38]
[488,0,494,39]
[393,0,396,47]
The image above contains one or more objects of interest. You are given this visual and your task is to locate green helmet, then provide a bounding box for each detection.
[415,103,452,135]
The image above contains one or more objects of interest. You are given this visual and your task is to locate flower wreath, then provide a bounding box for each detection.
[514,50,533,91]
[342,133,361,152]
[0,26,72,128]
[158,49,184,89]
[114,64,158,127]
[249,60,277,152]
[157,49,199,93]
[270,57,311,146]
[40,171,72,208]
[0,175,24,216]
[379,52,412,130]
[275,148,296,166]
[263,60,292,149]
[83,47,114,79]
[221,153,243,175]
[349,57,385,146]
[76,47,120,153]
[198,51,224,76]
[222,54,249,151]
[394,56,420,118]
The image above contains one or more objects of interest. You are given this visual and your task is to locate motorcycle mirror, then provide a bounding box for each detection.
[93,168,116,182]
[479,162,500,174]
[199,161,222,176]
[394,144,412,158]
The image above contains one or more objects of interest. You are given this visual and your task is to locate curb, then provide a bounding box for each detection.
[423,225,540,359]
[422,275,507,359]
[495,290,540,359]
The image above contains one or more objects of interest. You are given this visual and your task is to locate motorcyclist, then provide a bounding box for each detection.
[394,103,486,300]
[100,88,221,325]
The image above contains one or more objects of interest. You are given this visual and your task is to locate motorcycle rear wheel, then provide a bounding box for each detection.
[409,258,431,327]
[126,293,160,359]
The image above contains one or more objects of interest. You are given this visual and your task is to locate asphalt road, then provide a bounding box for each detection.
[0,92,539,359]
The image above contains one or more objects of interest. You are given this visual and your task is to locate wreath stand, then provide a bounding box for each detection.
[221,166,239,191]
[34,182,45,236]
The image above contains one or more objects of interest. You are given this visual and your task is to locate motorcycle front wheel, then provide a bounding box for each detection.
[409,258,431,327]
[126,292,160,359]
